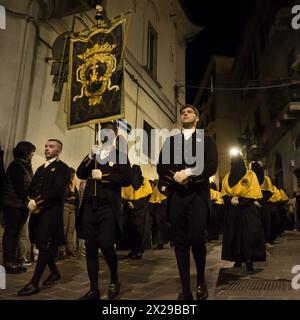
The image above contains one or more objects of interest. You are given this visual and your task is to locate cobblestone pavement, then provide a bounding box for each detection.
[1,231,300,300]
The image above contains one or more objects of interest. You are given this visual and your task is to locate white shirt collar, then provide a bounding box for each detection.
[182,128,195,140]
[44,157,57,168]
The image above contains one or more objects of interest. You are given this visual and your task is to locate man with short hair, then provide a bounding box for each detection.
[157,104,218,300]
[18,139,70,296]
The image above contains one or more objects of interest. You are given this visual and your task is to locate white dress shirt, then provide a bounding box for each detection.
[182,129,196,177]
[44,157,57,168]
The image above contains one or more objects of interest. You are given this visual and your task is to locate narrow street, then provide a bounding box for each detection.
[1,231,300,300]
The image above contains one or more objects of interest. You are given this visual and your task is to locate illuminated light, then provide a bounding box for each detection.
[229,147,240,157]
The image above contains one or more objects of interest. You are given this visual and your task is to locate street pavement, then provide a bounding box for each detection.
[1,231,300,300]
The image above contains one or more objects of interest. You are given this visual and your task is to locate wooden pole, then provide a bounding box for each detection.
[94,123,100,196]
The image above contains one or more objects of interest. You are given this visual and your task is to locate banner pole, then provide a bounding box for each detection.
[93,4,103,197]
[94,123,99,196]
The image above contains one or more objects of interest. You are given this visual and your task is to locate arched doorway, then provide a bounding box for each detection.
[274,153,283,188]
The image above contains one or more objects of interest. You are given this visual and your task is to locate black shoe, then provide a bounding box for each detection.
[108,281,121,299]
[246,261,254,271]
[177,291,193,300]
[127,251,134,259]
[196,283,208,300]
[233,262,242,268]
[78,290,100,300]
[42,273,61,286]
[66,250,76,257]
[17,282,40,296]
[131,252,143,260]
[16,264,27,273]
[17,258,32,267]
[57,251,66,260]
[4,263,23,274]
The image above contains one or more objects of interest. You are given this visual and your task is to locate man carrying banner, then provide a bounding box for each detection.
[76,121,131,300]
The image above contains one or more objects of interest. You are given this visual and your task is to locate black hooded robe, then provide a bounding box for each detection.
[221,156,266,262]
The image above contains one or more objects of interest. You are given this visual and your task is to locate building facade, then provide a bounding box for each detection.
[194,0,300,194]
[0,0,199,179]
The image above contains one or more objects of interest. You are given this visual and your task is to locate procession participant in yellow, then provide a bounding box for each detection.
[149,180,169,249]
[221,153,266,271]
[207,183,222,240]
[277,187,289,235]
[121,165,153,259]
[259,175,281,244]
[251,162,274,245]
[210,183,225,236]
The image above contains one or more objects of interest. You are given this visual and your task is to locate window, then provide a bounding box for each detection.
[147,23,158,78]
[211,101,216,123]
[260,23,270,52]
[143,120,154,160]
[248,48,259,80]
[287,48,296,77]
[294,168,300,188]
[295,135,300,150]
[274,153,283,189]
[255,107,262,129]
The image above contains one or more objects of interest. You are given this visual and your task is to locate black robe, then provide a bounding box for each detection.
[221,170,266,262]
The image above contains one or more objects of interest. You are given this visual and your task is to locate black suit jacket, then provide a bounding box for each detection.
[157,132,218,214]
[76,149,131,239]
[28,158,70,248]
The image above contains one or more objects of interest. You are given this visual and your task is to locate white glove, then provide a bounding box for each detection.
[27,199,37,213]
[254,200,262,208]
[89,145,101,159]
[92,169,102,180]
[174,170,190,185]
[128,201,135,209]
[32,208,41,215]
[231,197,239,206]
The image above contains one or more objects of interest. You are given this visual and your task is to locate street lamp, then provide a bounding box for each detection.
[229,147,240,157]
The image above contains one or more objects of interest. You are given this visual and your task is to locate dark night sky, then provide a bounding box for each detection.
[179,0,253,103]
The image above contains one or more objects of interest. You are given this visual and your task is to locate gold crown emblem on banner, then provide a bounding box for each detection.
[78,43,117,60]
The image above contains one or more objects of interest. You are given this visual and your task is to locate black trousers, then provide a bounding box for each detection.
[150,203,168,245]
[127,206,148,253]
[31,244,59,286]
[82,202,119,293]
[2,206,28,265]
[169,191,209,294]
[169,191,208,246]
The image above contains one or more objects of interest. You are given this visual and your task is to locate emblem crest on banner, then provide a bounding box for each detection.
[66,16,126,129]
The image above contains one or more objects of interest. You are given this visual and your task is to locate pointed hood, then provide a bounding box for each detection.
[228,153,247,188]
[251,161,264,185]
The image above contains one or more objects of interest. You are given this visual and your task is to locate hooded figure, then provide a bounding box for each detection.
[251,161,264,185]
[228,154,247,188]
[121,165,153,259]
[130,164,144,191]
[221,153,266,271]
[250,161,274,244]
